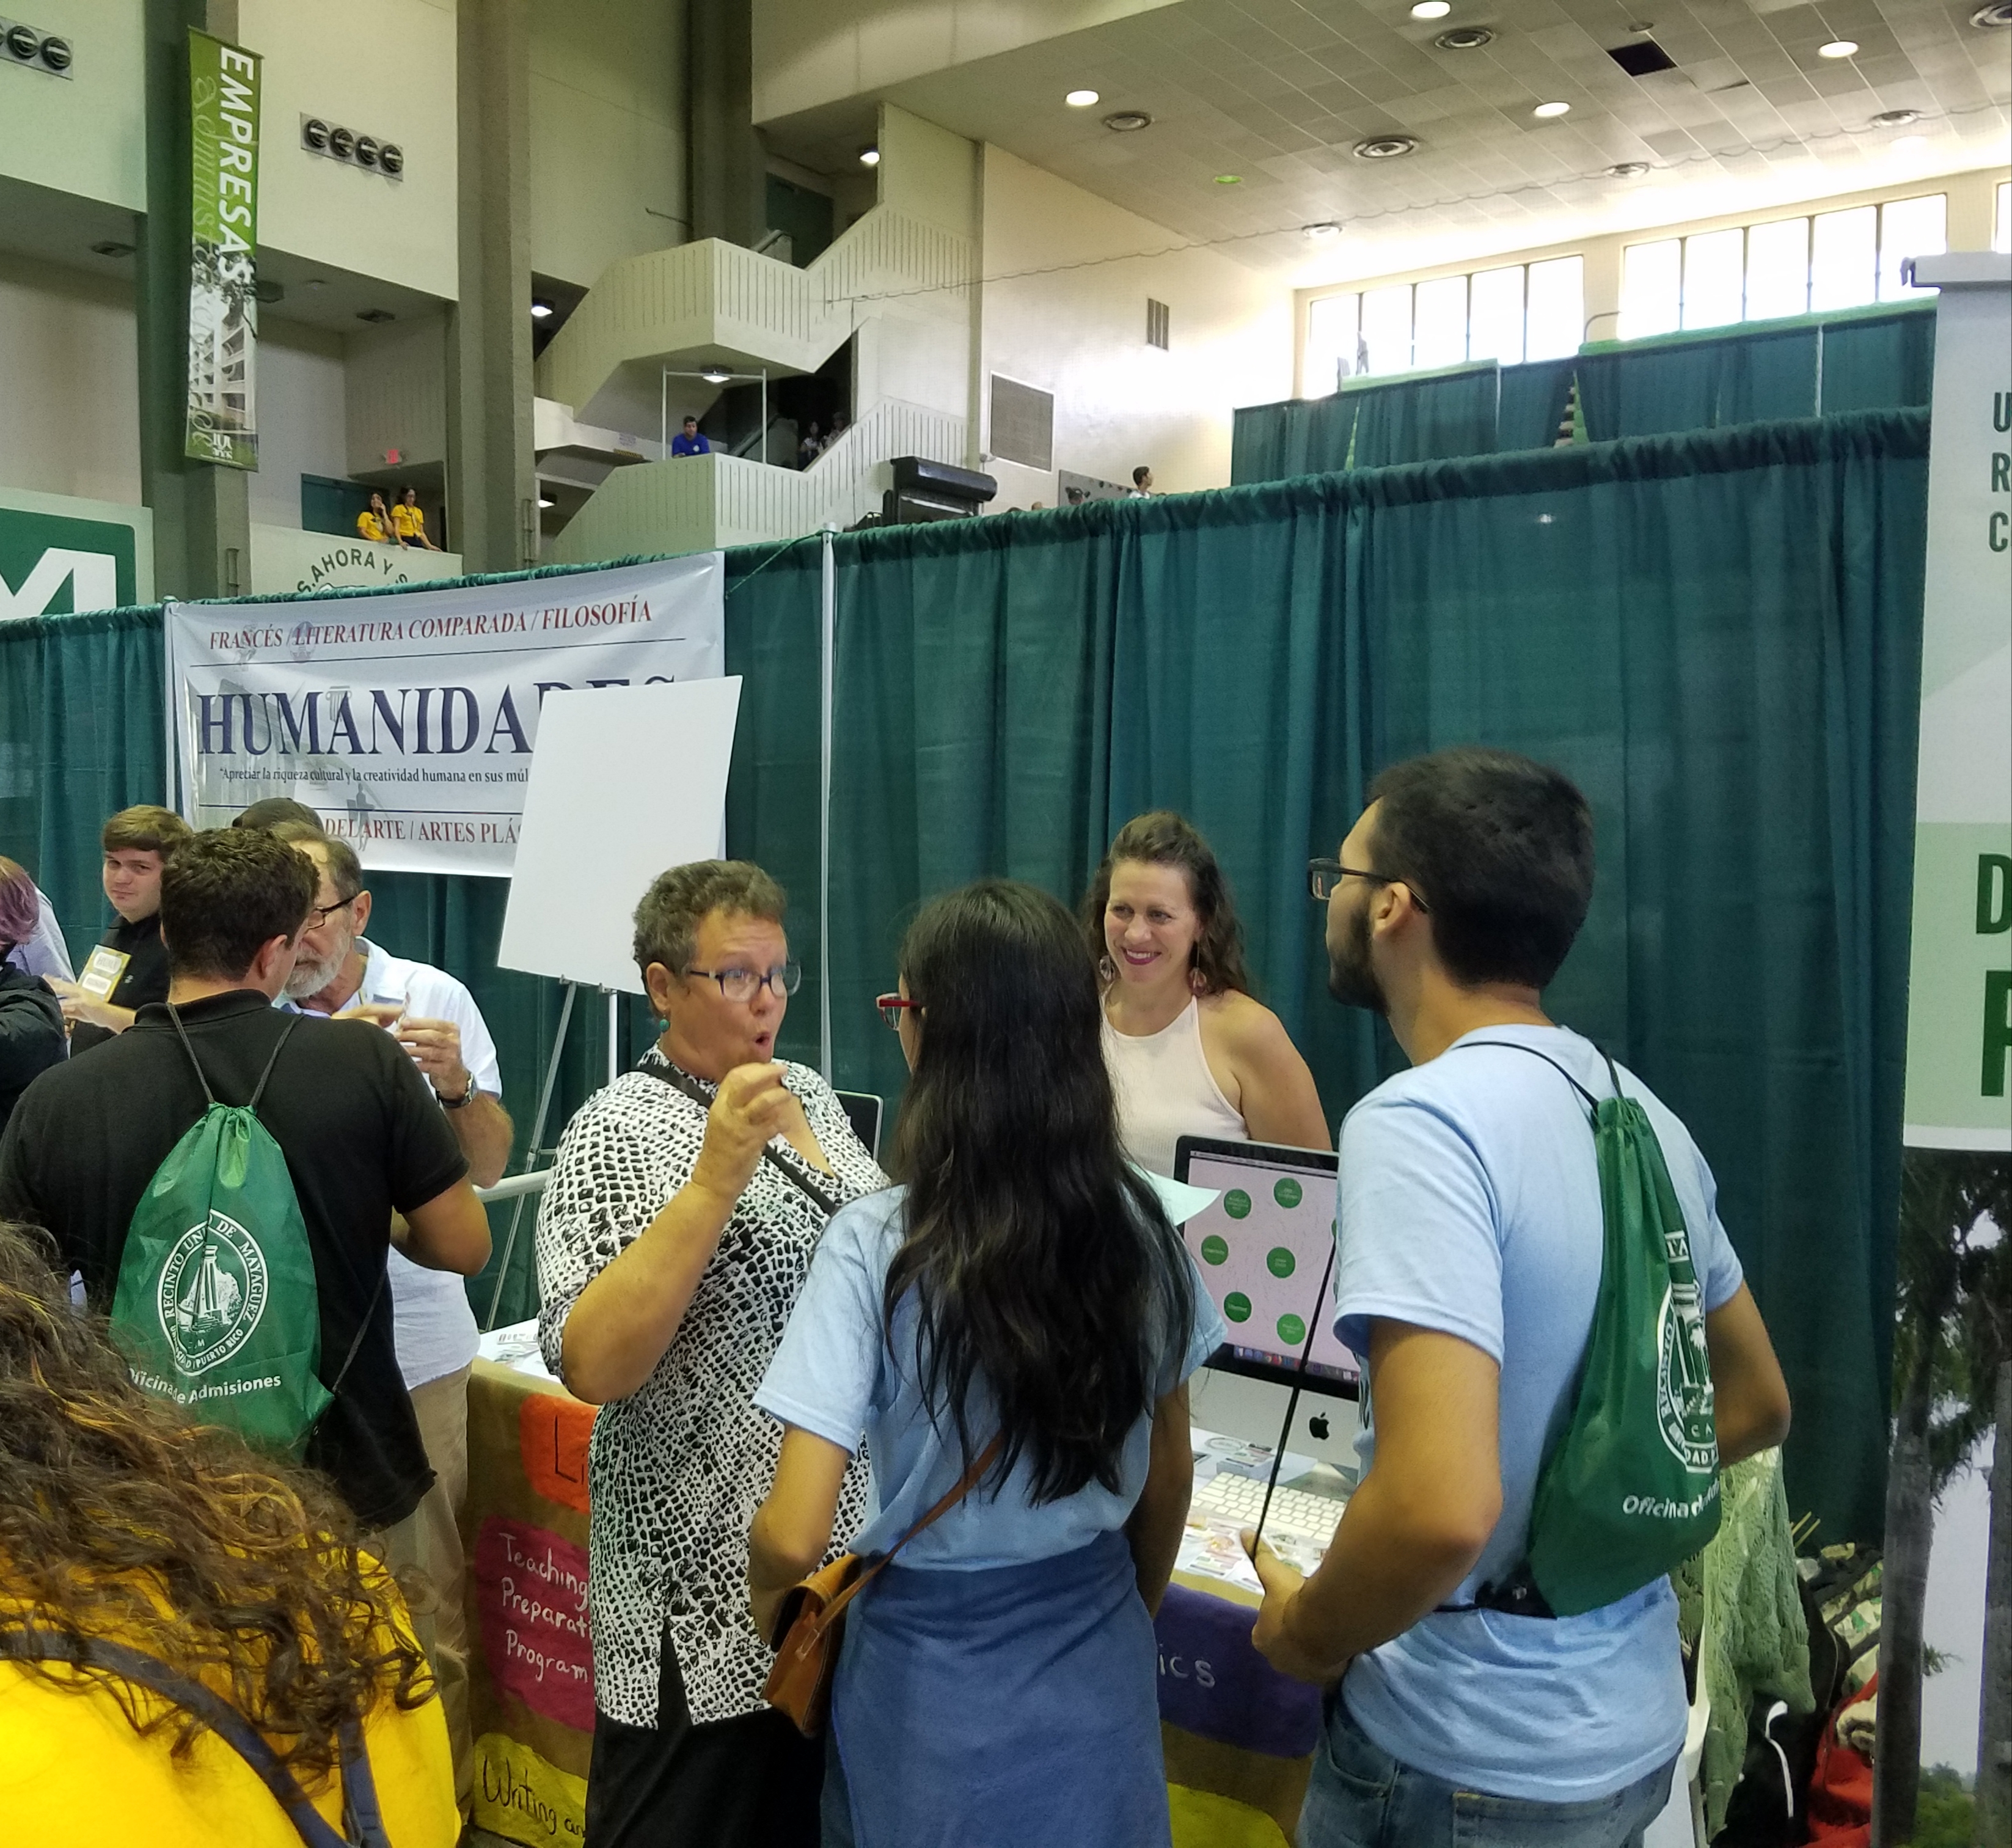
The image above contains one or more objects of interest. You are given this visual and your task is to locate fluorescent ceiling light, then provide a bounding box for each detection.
[1065,89,1099,106]
[1818,38,1859,57]
[1411,1,1452,16]
[1533,100,1571,117]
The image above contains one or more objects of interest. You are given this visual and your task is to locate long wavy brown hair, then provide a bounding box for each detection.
[0,1221,433,1775]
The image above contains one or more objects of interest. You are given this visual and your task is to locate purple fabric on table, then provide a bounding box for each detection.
[1154,1580,1324,1758]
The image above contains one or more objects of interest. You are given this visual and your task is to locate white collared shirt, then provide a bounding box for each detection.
[288,939,502,1390]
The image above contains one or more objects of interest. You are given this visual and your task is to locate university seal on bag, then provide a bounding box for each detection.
[159,1214,270,1374]
[1655,1274,1716,1474]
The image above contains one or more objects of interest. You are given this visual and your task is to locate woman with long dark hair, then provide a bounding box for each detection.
[748,879,1224,1847]
[1086,810,1328,1174]
[0,1219,455,1843]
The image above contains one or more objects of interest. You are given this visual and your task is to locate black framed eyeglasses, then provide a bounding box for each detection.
[1307,858,1430,912]
[685,961,802,1003]
[875,992,922,1031]
[307,894,358,929]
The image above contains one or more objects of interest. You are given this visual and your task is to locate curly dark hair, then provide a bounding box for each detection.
[0,1221,433,1775]
[1081,810,1252,998]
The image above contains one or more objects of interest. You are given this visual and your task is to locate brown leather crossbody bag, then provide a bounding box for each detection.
[764,1434,1003,1737]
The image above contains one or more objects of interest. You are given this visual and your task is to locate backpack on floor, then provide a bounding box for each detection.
[1468,1041,1722,1618]
[109,1010,340,1456]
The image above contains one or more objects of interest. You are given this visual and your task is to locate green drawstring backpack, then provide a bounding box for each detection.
[1464,1041,1722,1619]
[109,1009,373,1458]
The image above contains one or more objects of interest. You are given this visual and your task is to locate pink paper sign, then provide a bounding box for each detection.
[474,1517,595,1731]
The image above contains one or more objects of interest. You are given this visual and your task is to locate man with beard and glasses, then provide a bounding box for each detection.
[1245,747,1792,1848]
[269,820,512,1818]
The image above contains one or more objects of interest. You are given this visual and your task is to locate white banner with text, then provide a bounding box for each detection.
[167,554,726,876]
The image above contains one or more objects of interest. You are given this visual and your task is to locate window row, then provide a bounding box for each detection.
[1619,194,1949,340]
[1303,256,1585,395]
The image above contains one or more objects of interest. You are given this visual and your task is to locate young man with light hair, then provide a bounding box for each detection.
[1251,746,1793,1848]
[274,821,513,1811]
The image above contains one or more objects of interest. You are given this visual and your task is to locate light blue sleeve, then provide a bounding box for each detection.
[753,1197,894,1454]
[1168,1247,1229,1392]
[1687,1143,1746,1314]
[1334,1094,1505,1366]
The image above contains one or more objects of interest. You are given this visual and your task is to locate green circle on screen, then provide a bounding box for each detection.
[1266,1246,1296,1278]
[1224,1292,1253,1323]
[1224,1190,1253,1220]
[1277,1313,1307,1346]
[1274,1177,1303,1209]
[1199,1234,1229,1266]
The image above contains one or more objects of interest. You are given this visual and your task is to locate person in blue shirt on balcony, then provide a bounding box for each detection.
[671,416,711,457]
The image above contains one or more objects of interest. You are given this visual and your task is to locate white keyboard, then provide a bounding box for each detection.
[1190,1471,1346,1542]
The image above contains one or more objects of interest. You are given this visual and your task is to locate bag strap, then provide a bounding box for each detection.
[635,1057,846,1218]
[321,1263,390,1409]
[1456,1038,1607,1115]
[808,1434,1006,1640]
[163,1006,302,1116]
[0,1624,388,1847]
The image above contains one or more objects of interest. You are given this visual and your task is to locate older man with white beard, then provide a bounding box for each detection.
[266,817,513,1819]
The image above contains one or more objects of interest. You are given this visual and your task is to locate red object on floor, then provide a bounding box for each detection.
[1806,1669,1876,1847]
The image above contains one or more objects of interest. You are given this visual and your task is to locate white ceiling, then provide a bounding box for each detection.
[761,0,2012,277]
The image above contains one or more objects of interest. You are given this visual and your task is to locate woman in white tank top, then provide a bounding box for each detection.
[1087,813,1330,1176]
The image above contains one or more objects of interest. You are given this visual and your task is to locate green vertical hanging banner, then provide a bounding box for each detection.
[184,28,261,471]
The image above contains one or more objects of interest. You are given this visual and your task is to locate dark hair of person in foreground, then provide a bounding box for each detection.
[885,878,1196,1502]
[0,1220,432,1774]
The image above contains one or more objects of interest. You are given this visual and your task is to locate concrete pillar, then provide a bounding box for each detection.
[687,0,766,249]
[137,0,252,600]
[448,0,535,573]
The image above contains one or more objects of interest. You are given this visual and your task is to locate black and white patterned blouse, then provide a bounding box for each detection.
[535,1047,884,1728]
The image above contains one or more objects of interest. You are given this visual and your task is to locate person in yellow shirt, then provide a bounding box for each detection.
[392,488,441,552]
[0,1221,458,1847]
[357,491,395,546]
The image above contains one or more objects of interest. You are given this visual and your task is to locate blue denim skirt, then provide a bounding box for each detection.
[823,1528,1169,1848]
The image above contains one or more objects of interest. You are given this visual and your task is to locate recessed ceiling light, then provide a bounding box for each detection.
[699,365,733,384]
[1969,2,2011,26]
[89,239,134,258]
[1607,161,1651,177]
[1436,25,1494,47]
[530,300,554,319]
[1870,108,1920,127]
[538,496,555,509]
[1302,220,1343,240]
[1065,88,1099,107]
[356,309,395,324]
[1533,100,1571,117]
[305,277,327,290]
[1353,134,1419,159]
[1213,173,1242,185]
[858,145,880,166]
[1410,1,1452,17]
[1818,38,1859,57]
[1103,110,1152,131]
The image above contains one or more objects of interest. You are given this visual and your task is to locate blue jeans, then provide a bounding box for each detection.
[1298,1693,1678,1848]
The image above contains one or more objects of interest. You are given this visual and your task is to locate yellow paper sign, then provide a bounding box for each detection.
[77,945,131,1001]
[472,1731,587,1846]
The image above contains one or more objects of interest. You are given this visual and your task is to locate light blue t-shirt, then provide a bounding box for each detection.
[755,1186,1227,1569]
[1334,1025,1745,1803]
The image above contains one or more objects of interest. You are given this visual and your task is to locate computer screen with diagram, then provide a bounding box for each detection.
[1173,1135,1359,1400]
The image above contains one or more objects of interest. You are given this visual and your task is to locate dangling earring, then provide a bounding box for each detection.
[1098,955,1117,985]
[1189,966,1208,996]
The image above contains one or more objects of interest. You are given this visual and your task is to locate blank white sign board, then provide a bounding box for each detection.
[499,677,742,992]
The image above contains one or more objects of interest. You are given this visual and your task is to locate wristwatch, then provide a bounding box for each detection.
[437,1072,478,1110]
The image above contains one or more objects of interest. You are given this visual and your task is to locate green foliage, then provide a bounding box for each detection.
[1911,1763,1975,1847]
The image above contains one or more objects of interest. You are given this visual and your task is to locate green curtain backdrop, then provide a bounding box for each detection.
[0,406,1926,1542]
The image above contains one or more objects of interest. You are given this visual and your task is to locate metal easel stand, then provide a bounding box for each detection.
[481,977,579,1332]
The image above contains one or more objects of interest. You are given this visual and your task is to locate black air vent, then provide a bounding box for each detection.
[1607,39,1677,75]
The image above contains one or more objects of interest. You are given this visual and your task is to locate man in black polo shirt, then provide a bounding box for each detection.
[0,828,492,1541]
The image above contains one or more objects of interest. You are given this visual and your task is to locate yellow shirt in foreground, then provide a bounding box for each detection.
[0,1591,458,1846]
[357,509,389,543]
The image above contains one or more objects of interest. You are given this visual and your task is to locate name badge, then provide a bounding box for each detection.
[78,945,131,1001]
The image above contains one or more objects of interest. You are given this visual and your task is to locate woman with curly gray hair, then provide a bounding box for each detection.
[536,860,883,1848]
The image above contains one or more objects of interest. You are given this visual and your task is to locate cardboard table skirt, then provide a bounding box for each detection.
[461,1358,1317,1846]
